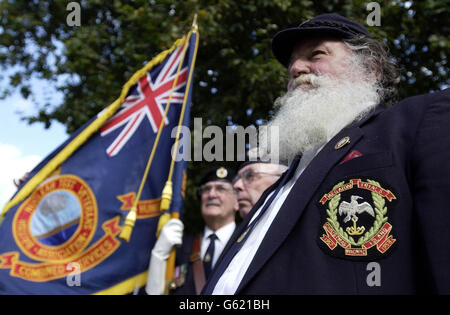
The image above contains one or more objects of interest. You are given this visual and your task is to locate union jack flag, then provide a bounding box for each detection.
[100,44,188,157]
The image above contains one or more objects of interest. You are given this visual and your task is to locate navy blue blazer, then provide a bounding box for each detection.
[205,88,450,294]
[170,234,196,295]
[171,227,237,295]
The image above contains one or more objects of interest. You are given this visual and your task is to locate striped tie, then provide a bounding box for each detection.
[203,233,218,279]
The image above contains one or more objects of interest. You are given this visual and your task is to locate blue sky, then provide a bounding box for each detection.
[0,38,71,208]
[0,83,68,208]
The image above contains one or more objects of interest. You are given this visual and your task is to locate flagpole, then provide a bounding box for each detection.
[159,14,198,214]
[161,14,199,293]
[119,34,191,242]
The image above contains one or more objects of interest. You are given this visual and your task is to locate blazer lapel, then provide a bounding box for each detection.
[212,172,286,270]
[235,125,366,293]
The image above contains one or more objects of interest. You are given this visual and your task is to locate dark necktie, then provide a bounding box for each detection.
[203,233,218,279]
[202,154,301,294]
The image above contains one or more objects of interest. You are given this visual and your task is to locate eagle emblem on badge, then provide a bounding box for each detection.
[318,178,397,260]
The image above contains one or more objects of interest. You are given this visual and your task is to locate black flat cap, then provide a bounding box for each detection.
[199,166,236,187]
[272,13,373,67]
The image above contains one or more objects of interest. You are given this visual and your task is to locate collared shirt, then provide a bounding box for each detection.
[201,221,236,269]
[212,148,321,294]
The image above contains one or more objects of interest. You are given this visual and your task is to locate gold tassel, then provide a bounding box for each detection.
[119,205,137,242]
[160,180,173,212]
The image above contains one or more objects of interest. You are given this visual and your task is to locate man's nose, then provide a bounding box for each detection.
[289,57,311,79]
[207,187,219,198]
[233,178,244,192]
[288,58,312,90]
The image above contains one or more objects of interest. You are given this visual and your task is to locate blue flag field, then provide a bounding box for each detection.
[0,28,198,294]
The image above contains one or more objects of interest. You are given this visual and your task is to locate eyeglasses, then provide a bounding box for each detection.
[233,169,282,185]
[198,183,234,196]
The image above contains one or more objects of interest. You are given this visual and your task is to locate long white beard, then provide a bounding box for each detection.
[259,73,380,164]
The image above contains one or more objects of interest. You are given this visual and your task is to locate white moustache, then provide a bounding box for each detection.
[206,200,221,207]
[291,74,321,90]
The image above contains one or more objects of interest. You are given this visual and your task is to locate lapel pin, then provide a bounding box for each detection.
[335,136,350,150]
[237,226,251,243]
[203,253,211,262]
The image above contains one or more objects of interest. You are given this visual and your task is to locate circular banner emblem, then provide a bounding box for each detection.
[13,174,98,263]
[318,178,397,261]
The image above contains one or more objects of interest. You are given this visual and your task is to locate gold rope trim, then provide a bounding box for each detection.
[159,28,199,213]
[161,24,200,291]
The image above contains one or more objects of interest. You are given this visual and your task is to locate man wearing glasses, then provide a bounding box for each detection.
[233,159,287,219]
[146,166,238,295]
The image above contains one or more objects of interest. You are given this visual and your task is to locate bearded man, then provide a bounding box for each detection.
[203,13,450,294]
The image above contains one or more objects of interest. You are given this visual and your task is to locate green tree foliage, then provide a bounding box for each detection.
[1,0,448,233]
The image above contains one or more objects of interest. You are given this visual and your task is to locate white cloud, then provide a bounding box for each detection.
[0,143,42,208]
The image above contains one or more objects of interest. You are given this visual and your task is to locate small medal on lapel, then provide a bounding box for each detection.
[237,226,251,243]
[174,263,187,288]
[334,136,351,150]
[317,177,398,261]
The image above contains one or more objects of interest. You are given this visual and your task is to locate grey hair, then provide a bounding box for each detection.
[343,35,400,106]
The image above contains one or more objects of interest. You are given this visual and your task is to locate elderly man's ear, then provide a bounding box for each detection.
[357,55,383,84]
[369,62,383,84]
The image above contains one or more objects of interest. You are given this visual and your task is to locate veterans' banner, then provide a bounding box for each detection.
[0,27,198,294]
